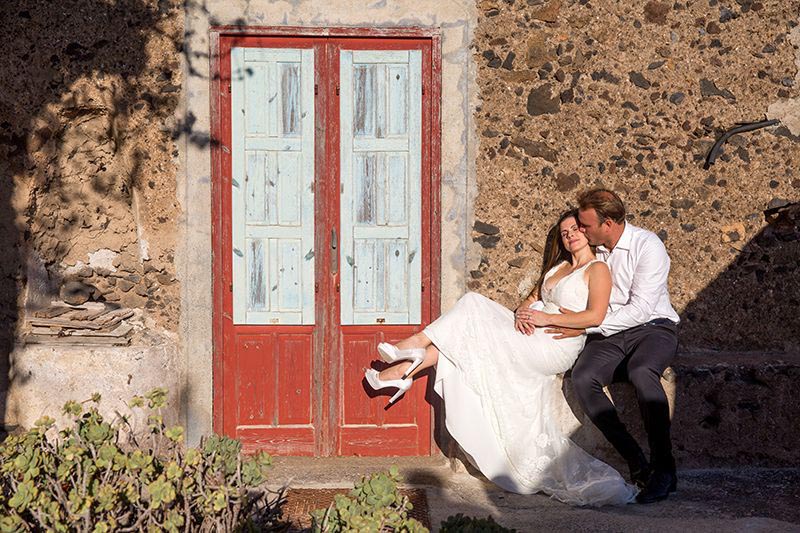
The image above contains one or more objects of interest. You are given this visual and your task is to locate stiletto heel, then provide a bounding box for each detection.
[400,358,423,380]
[377,342,425,379]
[365,368,413,406]
[388,387,407,405]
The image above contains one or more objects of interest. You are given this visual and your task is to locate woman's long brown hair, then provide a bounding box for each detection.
[530,209,580,300]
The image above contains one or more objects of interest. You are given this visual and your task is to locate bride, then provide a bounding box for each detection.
[364,210,638,506]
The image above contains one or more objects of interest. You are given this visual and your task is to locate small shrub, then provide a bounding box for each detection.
[310,466,427,532]
[439,513,516,532]
[0,389,287,532]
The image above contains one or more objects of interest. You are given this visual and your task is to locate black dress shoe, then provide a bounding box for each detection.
[627,453,652,490]
[636,471,676,504]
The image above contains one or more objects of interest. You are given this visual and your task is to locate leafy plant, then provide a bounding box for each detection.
[439,513,516,532]
[310,466,427,533]
[0,389,287,532]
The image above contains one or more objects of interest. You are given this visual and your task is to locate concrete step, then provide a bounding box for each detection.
[265,457,800,532]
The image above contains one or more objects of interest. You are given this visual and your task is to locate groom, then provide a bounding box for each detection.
[547,189,680,504]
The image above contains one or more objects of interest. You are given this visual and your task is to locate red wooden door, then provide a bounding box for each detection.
[212,30,440,456]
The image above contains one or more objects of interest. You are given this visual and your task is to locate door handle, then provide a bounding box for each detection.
[331,228,338,274]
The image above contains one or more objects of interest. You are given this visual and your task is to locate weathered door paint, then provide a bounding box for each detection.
[339,50,422,326]
[212,31,440,457]
[231,47,316,325]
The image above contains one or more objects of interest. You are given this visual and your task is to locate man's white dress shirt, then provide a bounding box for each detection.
[586,223,680,337]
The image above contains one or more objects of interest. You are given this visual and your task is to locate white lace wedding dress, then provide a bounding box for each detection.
[424,260,637,506]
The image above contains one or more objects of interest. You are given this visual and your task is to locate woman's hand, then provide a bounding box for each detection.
[528,310,553,327]
[514,306,536,335]
[518,307,554,327]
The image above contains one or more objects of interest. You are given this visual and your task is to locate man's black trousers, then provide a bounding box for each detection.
[571,321,678,472]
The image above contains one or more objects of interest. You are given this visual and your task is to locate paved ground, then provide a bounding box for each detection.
[265,456,800,532]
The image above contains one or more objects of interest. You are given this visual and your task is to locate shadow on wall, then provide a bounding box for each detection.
[0,0,223,430]
[678,201,800,352]
[565,202,800,469]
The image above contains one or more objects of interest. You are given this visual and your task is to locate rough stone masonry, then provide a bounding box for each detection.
[0,0,183,338]
[469,0,800,353]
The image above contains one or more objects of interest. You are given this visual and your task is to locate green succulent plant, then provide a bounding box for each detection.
[310,466,428,533]
[0,389,286,532]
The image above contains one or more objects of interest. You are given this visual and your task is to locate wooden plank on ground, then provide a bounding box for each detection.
[69,307,112,321]
[96,309,135,328]
[25,334,131,346]
[30,327,63,336]
[27,317,103,330]
[61,323,133,338]
[32,307,78,319]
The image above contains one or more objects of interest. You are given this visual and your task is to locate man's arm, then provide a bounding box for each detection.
[587,235,671,336]
[528,262,611,329]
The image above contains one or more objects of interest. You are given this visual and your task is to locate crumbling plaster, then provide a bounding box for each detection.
[6,338,183,433]
[0,0,184,434]
[768,25,800,135]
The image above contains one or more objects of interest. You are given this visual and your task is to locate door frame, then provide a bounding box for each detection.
[209,26,442,455]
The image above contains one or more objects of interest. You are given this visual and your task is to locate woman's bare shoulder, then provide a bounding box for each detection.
[587,260,609,273]
[585,260,611,281]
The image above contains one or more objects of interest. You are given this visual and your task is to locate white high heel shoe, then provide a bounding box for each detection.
[365,368,413,406]
[377,342,425,380]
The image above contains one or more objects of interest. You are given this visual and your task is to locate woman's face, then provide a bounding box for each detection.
[560,216,589,253]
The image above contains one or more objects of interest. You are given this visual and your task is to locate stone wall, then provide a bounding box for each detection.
[469,0,800,352]
[559,352,800,468]
[0,0,185,431]
[0,0,183,338]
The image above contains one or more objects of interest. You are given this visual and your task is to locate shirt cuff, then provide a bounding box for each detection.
[585,326,603,335]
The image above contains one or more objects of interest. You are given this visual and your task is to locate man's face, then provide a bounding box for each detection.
[577,208,606,246]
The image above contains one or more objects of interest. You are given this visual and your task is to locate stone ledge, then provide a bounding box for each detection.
[1,340,183,432]
[561,351,800,469]
[445,352,800,472]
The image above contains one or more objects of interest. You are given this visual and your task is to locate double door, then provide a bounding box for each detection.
[213,34,437,456]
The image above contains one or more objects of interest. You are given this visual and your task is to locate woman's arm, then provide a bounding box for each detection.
[529,262,611,329]
[514,287,540,335]
[521,285,540,307]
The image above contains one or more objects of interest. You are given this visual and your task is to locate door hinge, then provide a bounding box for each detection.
[229,283,233,293]
[376,318,386,324]
[336,84,340,96]
[228,84,231,93]
[421,282,425,293]
[422,86,425,95]
[314,83,318,96]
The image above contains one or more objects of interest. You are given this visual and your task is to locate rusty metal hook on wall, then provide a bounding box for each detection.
[703,118,781,170]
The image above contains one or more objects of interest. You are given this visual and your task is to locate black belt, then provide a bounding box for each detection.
[643,318,678,327]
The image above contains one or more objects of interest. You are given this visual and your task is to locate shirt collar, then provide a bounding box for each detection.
[599,222,633,253]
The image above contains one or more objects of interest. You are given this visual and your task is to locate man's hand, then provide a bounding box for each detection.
[544,326,585,339]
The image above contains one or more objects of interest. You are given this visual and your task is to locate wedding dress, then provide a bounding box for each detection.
[424,260,638,506]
